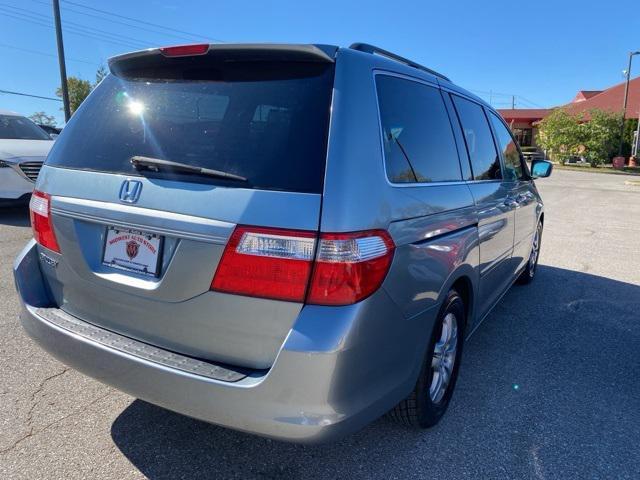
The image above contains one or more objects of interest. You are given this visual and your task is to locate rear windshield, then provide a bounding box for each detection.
[46,63,335,193]
[0,115,51,140]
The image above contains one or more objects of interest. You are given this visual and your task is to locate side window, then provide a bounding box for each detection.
[376,75,462,183]
[451,95,501,181]
[489,112,525,181]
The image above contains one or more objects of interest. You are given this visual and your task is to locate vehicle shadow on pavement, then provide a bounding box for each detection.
[0,205,30,227]
[110,265,640,479]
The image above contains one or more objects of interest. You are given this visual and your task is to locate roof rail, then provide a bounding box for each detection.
[349,43,450,82]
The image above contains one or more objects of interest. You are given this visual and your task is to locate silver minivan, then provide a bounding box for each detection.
[14,43,552,443]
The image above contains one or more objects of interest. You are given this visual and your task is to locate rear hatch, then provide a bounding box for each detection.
[38,44,335,370]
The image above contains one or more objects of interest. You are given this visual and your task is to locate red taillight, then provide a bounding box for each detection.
[29,190,60,253]
[211,226,395,305]
[307,230,395,306]
[159,43,209,57]
[211,226,316,302]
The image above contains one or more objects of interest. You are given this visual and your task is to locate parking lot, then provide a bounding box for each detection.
[1,169,639,479]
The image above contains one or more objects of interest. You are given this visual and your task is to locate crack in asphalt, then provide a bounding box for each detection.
[0,380,112,457]
[0,367,70,455]
[12,391,114,452]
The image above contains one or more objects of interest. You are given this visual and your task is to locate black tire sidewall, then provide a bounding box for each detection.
[415,290,465,427]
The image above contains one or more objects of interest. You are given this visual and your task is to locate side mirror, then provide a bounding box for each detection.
[49,133,59,140]
[531,160,553,179]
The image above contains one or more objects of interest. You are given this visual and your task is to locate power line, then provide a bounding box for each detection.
[1,9,145,49]
[469,88,546,109]
[469,89,514,97]
[28,0,212,44]
[0,5,149,48]
[1,9,132,48]
[516,96,546,109]
[2,3,150,47]
[60,0,223,42]
[0,89,62,102]
[0,42,99,65]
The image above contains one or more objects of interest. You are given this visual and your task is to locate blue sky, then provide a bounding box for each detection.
[1,0,639,125]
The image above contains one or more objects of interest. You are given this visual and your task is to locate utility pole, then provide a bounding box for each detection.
[633,110,640,164]
[511,95,516,109]
[52,0,71,122]
[618,51,640,156]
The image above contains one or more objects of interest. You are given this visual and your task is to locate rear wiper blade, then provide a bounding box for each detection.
[130,156,248,182]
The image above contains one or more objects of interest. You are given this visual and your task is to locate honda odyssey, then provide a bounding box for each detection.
[14,42,552,443]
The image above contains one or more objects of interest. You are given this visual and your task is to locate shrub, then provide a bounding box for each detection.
[536,109,582,164]
[537,108,623,166]
[581,109,622,167]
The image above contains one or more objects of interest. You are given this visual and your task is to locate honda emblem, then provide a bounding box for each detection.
[119,179,142,203]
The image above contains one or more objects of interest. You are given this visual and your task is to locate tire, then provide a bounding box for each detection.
[390,289,465,428]
[517,221,543,285]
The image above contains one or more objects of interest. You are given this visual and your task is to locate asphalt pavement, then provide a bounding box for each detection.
[1,169,639,479]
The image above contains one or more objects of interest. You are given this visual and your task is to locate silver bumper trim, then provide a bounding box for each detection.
[35,307,247,382]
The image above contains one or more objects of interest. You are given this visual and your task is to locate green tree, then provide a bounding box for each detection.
[535,109,582,164]
[95,65,108,86]
[28,111,57,127]
[56,77,92,116]
[56,66,109,117]
[581,109,622,167]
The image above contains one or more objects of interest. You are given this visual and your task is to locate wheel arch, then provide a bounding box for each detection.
[450,275,473,331]
[438,265,478,332]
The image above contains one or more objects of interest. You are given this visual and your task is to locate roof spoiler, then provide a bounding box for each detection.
[109,43,337,76]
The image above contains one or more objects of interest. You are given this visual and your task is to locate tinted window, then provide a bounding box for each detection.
[376,75,461,183]
[0,115,50,140]
[46,64,334,193]
[451,96,501,180]
[489,112,524,181]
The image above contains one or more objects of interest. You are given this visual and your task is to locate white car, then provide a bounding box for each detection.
[0,110,54,204]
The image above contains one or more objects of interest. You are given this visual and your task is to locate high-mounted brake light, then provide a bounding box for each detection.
[29,190,60,253]
[211,226,395,305]
[159,44,210,57]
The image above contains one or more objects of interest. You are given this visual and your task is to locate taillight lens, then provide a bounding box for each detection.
[29,190,60,253]
[211,226,316,302]
[159,43,209,57]
[212,226,395,305]
[307,231,395,306]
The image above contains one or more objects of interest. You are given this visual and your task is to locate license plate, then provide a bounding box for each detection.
[102,227,162,277]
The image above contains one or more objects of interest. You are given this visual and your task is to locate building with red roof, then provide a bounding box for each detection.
[498,76,640,152]
[563,76,640,120]
[571,90,603,103]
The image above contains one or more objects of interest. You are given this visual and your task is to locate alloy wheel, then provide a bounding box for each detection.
[430,312,458,404]
[529,225,541,277]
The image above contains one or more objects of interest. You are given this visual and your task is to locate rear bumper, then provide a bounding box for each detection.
[14,240,435,443]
